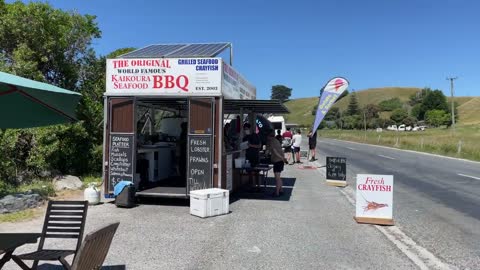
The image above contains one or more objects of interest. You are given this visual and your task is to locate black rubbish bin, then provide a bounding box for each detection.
[115,185,136,208]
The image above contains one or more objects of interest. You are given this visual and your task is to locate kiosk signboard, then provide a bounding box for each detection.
[108,134,134,192]
[222,61,256,100]
[354,174,394,225]
[106,58,222,96]
[326,157,347,187]
[187,135,213,193]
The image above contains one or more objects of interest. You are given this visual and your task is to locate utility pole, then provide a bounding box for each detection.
[446,77,458,132]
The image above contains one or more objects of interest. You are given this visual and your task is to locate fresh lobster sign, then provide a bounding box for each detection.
[355,174,394,225]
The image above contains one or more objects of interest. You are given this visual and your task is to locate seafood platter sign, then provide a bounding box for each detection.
[354,174,394,225]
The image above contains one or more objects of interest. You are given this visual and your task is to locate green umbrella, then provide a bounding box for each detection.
[0,71,81,128]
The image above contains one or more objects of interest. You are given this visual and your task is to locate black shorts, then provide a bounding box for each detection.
[283,146,292,153]
[309,144,316,150]
[293,147,300,153]
[273,161,284,173]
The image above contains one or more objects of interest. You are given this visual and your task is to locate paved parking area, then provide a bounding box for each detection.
[1,162,416,269]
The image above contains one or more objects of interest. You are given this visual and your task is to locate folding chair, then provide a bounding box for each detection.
[70,222,120,270]
[12,200,88,270]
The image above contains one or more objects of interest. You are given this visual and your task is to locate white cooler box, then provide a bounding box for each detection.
[190,188,229,218]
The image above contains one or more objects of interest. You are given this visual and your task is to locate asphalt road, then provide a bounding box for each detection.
[316,137,480,270]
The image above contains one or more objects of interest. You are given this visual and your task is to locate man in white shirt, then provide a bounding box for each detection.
[292,129,302,163]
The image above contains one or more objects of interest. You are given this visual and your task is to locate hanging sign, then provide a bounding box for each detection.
[326,157,347,187]
[354,174,394,225]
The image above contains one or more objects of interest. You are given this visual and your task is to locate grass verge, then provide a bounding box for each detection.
[319,125,480,161]
[0,208,39,223]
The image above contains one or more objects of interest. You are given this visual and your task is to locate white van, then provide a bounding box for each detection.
[268,115,286,134]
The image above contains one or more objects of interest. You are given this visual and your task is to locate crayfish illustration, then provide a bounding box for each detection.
[359,193,389,213]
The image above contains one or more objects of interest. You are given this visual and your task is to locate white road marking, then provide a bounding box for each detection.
[315,165,453,270]
[247,246,261,253]
[378,154,396,160]
[346,147,356,150]
[338,188,453,270]
[457,173,480,181]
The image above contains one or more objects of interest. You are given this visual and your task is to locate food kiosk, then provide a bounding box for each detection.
[102,43,288,198]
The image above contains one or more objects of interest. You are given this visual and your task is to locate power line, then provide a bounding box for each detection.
[446,76,458,133]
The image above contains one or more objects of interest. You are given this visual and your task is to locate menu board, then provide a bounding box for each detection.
[187,135,213,193]
[109,134,134,192]
[326,157,347,181]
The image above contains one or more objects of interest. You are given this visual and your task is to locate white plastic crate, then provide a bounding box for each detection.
[190,188,229,218]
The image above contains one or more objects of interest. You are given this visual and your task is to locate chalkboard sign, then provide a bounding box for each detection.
[109,134,134,192]
[187,135,213,193]
[326,157,347,181]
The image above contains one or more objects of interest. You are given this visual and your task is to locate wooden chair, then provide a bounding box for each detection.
[70,222,120,270]
[12,200,88,270]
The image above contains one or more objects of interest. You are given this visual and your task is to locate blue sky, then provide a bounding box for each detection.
[16,0,480,99]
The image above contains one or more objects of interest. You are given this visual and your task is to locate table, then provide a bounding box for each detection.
[242,164,273,191]
[0,233,41,268]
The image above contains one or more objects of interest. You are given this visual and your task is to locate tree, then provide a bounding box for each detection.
[402,116,417,127]
[425,110,449,127]
[77,47,136,144]
[0,0,101,90]
[422,90,449,112]
[379,98,403,111]
[341,115,362,129]
[408,87,432,106]
[390,108,408,124]
[0,1,102,182]
[337,90,349,102]
[346,91,360,116]
[271,85,292,102]
[363,104,380,119]
[324,107,341,121]
[411,104,422,120]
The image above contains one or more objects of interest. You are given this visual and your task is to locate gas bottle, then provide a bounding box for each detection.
[84,183,101,205]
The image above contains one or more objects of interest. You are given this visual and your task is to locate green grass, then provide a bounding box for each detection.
[0,180,55,199]
[319,125,480,161]
[81,175,102,188]
[332,87,420,112]
[458,97,480,125]
[0,209,37,223]
[284,87,421,126]
[284,87,480,127]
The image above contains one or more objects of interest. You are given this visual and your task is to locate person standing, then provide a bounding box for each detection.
[275,129,283,144]
[292,129,302,163]
[242,123,261,167]
[267,131,287,197]
[308,130,317,161]
[242,123,261,190]
[282,127,293,164]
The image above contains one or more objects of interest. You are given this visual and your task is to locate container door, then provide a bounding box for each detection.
[187,98,215,193]
[105,97,135,195]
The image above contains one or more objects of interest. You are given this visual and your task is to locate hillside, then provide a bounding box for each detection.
[283,87,479,127]
[332,87,420,112]
[458,97,480,125]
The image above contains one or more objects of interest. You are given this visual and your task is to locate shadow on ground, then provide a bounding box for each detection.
[230,177,296,203]
[38,264,126,270]
[135,196,189,207]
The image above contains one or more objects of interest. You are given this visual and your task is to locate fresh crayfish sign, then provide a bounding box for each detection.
[355,174,394,225]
